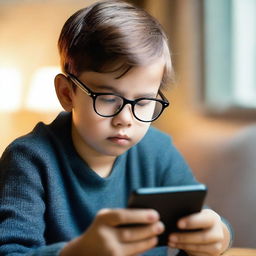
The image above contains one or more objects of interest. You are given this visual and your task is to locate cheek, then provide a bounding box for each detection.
[72,95,105,133]
[73,108,106,137]
[132,122,151,144]
[72,93,99,123]
[73,111,110,153]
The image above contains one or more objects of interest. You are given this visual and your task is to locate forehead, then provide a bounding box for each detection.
[79,58,165,94]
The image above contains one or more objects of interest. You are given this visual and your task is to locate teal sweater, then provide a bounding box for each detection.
[0,112,197,255]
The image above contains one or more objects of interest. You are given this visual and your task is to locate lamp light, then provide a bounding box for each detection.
[25,66,62,112]
[0,67,22,112]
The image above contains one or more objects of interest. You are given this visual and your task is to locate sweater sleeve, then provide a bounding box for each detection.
[0,142,65,256]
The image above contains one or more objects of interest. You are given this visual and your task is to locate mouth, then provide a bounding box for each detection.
[107,134,131,146]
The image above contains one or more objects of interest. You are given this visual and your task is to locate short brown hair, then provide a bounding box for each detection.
[58,0,172,87]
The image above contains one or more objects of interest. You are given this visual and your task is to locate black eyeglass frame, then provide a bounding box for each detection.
[67,73,170,122]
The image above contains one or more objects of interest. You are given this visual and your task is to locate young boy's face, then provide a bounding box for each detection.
[70,58,165,159]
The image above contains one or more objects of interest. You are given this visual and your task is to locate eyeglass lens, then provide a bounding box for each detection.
[94,95,163,122]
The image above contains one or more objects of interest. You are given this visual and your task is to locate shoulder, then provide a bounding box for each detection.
[1,112,71,162]
[0,112,73,192]
[127,126,197,186]
[0,127,50,176]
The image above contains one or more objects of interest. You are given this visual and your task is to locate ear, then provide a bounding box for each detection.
[54,74,74,112]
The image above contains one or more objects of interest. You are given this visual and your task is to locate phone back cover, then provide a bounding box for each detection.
[128,189,207,246]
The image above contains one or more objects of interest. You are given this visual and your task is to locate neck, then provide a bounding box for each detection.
[88,156,116,178]
[71,124,116,178]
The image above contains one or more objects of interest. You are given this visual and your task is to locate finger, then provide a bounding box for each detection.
[177,209,220,230]
[117,221,164,242]
[169,227,223,245]
[168,241,223,256]
[96,208,160,227]
[123,236,158,255]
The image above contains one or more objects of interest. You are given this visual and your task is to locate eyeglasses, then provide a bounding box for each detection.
[67,73,170,122]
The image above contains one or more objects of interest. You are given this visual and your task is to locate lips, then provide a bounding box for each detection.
[107,134,131,146]
[112,134,130,140]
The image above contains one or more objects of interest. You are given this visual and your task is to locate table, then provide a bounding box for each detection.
[223,248,256,256]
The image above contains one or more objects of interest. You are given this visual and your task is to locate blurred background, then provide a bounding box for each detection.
[0,0,256,248]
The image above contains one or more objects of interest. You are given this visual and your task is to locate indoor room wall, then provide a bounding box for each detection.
[0,0,96,154]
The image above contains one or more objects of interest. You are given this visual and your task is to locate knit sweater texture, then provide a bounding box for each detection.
[0,112,198,255]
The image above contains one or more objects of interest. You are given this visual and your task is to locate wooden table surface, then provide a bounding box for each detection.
[223,248,256,256]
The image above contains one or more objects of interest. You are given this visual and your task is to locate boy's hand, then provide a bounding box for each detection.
[61,208,164,256]
[168,209,230,256]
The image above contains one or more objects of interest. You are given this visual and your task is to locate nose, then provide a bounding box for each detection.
[111,104,133,127]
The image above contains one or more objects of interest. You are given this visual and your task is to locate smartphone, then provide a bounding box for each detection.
[127,184,207,246]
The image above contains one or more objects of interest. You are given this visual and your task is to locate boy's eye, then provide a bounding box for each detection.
[136,99,152,107]
[98,95,119,104]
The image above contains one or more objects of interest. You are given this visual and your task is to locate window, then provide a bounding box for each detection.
[203,0,256,116]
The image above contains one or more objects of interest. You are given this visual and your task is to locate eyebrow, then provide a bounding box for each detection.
[94,84,158,98]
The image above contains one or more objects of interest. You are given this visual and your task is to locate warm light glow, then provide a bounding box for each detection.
[0,67,22,112]
[26,66,62,112]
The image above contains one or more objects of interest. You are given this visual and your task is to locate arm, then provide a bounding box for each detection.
[0,144,65,255]
[0,144,165,256]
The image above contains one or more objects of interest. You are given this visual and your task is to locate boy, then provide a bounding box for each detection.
[0,1,232,255]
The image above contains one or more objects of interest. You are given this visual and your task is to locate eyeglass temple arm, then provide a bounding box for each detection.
[67,74,91,96]
[159,90,169,105]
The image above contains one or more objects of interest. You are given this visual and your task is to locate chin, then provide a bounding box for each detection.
[103,146,131,157]
[105,150,127,157]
